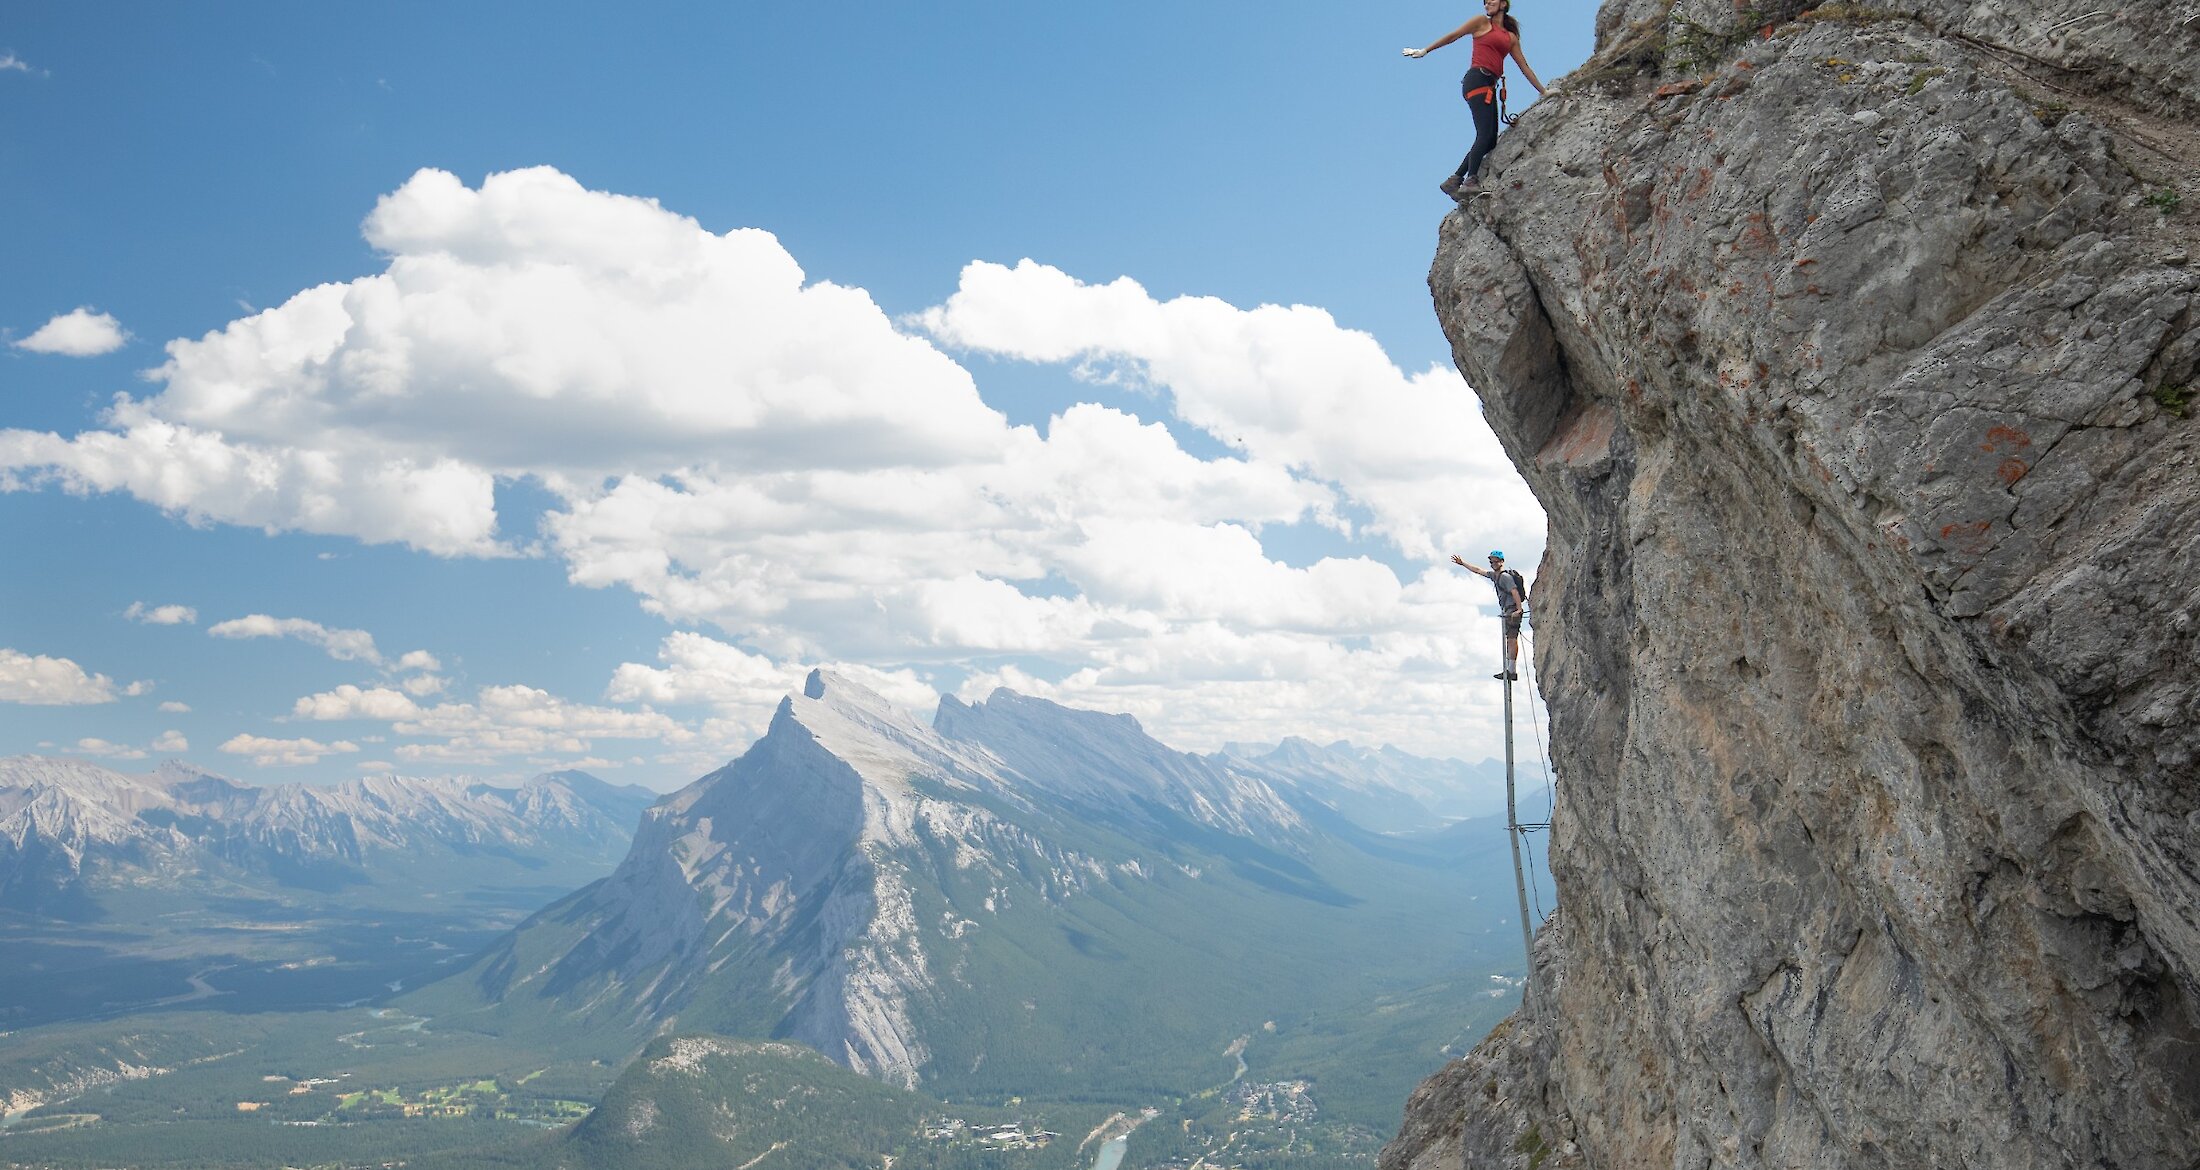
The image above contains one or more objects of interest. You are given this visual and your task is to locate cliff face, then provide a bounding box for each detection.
[1389,2,2199,1167]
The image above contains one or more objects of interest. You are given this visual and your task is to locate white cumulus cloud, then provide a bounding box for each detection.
[0,419,502,557]
[290,678,691,766]
[75,737,148,760]
[0,167,1005,556]
[219,733,360,767]
[125,601,198,625]
[15,307,128,356]
[1059,518,1401,629]
[0,648,141,706]
[390,685,685,764]
[0,168,1549,758]
[208,614,381,664]
[159,700,191,713]
[290,684,421,721]
[151,730,189,752]
[919,259,1541,561]
[604,631,790,711]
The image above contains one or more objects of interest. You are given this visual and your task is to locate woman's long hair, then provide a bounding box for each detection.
[1495,0,1520,34]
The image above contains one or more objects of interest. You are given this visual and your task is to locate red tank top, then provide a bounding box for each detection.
[1471,24,1515,75]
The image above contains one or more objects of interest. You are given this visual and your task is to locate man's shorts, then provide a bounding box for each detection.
[1502,612,1523,635]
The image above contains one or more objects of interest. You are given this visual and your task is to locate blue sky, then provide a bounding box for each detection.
[1,1,1599,789]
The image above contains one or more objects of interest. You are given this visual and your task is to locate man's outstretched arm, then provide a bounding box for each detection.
[1450,553,1494,579]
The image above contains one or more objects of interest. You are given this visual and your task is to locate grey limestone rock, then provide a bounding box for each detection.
[1384,922,1584,1170]
[1390,0,2200,1166]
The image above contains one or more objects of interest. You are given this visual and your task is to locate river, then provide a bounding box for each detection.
[1090,1135,1129,1170]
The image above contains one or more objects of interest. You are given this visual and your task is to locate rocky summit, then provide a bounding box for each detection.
[1385,1,2198,1168]
[422,670,1508,1101]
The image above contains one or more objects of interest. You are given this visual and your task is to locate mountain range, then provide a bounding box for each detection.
[0,756,661,1030]
[411,671,1517,1102]
[1223,737,1542,830]
[0,756,655,916]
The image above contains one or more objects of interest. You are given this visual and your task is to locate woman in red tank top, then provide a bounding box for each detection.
[1404,0,1548,198]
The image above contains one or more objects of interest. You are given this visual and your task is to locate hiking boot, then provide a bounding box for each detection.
[1493,670,1520,681]
[1439,175,1464,198]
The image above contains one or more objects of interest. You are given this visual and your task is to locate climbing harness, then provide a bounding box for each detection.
[1464,76,1520,126]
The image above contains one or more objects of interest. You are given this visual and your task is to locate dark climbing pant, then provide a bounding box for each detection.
[1455,67,1500,180]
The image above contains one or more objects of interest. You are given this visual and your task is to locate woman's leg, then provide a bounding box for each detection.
[1463,85,1500,179]
[1455,68,1501,179]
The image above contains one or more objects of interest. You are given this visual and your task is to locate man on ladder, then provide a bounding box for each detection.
[1453,548,1542,1013]
[1451,550,1528,679]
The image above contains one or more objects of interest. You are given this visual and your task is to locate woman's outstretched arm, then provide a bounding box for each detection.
[1511,40,1547,93]
[1403,17,1489,58]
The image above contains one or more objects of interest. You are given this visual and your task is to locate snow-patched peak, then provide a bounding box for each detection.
[1269,735,1346,759]
[0,755,652,907]
[1255,737,1402,780]
[1,754,175,814]
[771,670,998,800]
[557,671,1024,1085]
[934,689,1303,840]
[468,673,1146,1090]
[526,768,655,806]
[641,669,1013,860]
[145,760,257,810]
[148,759,244,788]
[497,770,658,834]
[0,756,173,859]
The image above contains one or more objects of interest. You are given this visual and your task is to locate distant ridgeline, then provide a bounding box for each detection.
[0,757,656,1027]
[1219,735,1537,831]
[0,757,655,911]
[408,671,1530,1107]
